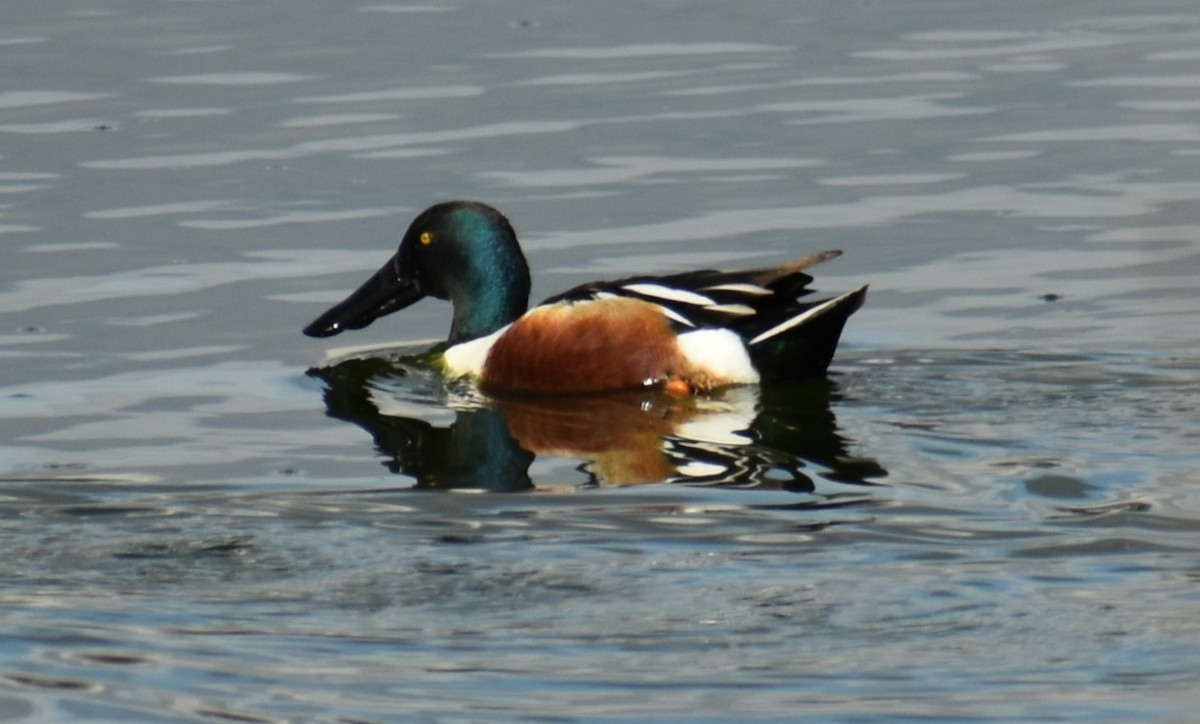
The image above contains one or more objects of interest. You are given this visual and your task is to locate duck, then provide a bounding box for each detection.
[303,200,867,395]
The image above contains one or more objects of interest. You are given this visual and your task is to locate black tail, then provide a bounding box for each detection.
[746,285,867,382]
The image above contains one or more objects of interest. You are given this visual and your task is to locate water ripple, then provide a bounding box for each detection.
[0,91,112,109]
[147,72,319,86]
[492,42,790,60]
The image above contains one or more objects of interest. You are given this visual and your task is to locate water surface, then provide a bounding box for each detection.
[2,0,1199,720]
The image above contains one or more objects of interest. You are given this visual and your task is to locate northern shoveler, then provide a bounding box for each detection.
[303,201,867,395]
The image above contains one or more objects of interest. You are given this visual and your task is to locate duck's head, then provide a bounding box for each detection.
[303,201,532,345]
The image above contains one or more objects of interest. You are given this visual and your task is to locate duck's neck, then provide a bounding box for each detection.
[446,250,530,346]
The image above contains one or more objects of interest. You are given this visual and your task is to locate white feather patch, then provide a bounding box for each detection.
[748,292,848,346]
[701,282,771,296]
[622,283,715,306]
[676,328,760,385]
[443,325,508,378]
[655,304,695,327]
[704,303,756,316]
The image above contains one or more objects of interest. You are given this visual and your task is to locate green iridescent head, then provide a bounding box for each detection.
[304,201,532,345]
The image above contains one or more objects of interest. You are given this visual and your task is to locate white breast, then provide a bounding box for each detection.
[442,325,508,378]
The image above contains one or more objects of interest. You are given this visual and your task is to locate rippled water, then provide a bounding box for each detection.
[3,0,1199,720]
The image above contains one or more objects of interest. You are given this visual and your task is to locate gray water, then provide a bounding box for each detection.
[3,0,1199,720]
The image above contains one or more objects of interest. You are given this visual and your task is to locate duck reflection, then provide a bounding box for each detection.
[309,353,884,492]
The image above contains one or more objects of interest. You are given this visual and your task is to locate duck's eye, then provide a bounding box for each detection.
[419,231,434,246]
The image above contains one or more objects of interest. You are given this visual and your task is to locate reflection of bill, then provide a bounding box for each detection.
[308,353,885,492]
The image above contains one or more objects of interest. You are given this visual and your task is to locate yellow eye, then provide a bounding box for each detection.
[419,231,434,246]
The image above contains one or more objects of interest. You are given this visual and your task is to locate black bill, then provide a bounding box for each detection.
[302,255,424,338]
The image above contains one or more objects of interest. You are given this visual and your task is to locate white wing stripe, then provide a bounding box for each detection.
[747,293,848,346]
[704,303,756,316]
[622,283,715,306]
[701,282,771,296]
[655,304,696,327]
